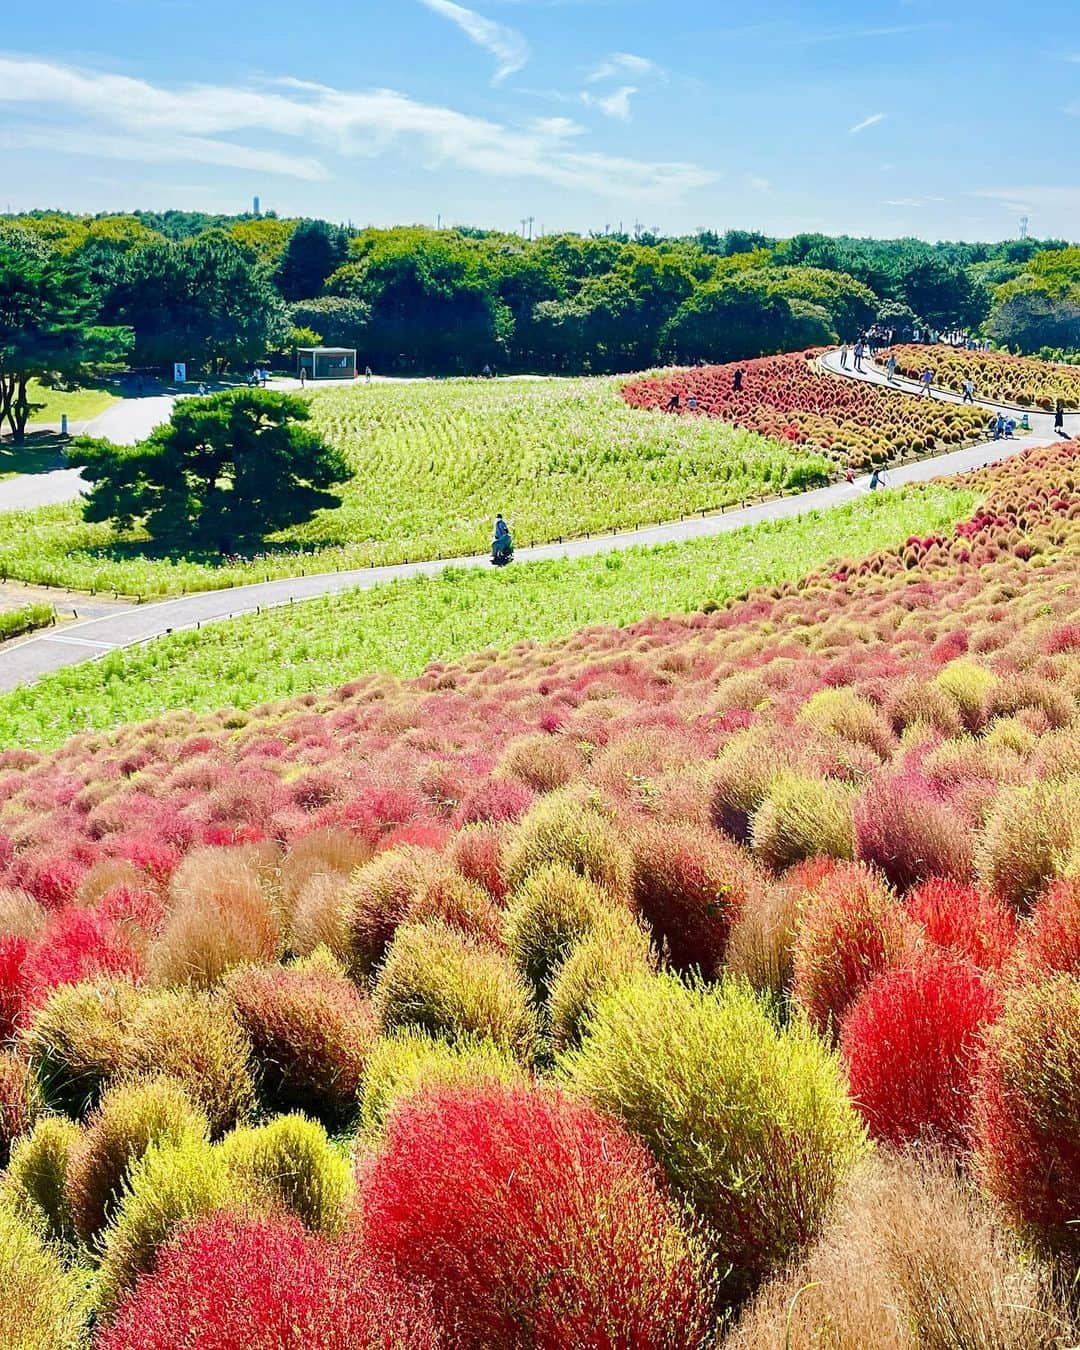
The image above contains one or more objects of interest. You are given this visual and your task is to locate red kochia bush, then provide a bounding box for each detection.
[906,877,1018,971]
[974,976,1080,1255]
[359,1085,713,1350]
[630,822,757,976]
[1012,876,1080,980]
[792,863,912,1038]
[21,908,142,1008]
[97,1212,443,1350]
[0,934,29,1040]
[841,953,1000,1152]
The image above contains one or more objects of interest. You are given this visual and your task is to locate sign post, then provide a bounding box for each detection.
[173,362,187,384]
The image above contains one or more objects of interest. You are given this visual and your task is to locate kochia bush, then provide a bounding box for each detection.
[560,973,866,1309]
[792,864,912,1038]
[0,1200,86,1350]
[503,863,609,997]
[630,822,755,976]
[974,975,1080,1256]
[840,954,1000,1152]
[97,1212,445,1350]
[359,1084,715,1350]
[373,920,538,1061]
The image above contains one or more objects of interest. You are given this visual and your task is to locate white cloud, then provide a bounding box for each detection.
[585,52,660,83]
[849,112,886,135]
[0,55,716,201]
[580,85,636,121]
[746,174,772,191]
[973,185,1080,215]
[417,0,530,83]
[883,198,924,207]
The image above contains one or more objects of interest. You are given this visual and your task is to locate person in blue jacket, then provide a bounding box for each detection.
[492,514,514,565]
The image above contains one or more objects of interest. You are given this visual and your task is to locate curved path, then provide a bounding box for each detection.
[0,358,1072,695]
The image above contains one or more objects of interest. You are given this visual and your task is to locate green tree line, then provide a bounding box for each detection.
[3,210,1078,388]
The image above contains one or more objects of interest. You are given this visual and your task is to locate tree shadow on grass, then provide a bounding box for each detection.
[0,432,69,478]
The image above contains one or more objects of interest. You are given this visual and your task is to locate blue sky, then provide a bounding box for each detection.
[2,0,1078,241]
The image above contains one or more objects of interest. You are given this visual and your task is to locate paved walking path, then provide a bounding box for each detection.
[0,356,1072,694]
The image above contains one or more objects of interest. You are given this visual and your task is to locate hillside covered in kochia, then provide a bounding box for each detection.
[0,441,1079,1343]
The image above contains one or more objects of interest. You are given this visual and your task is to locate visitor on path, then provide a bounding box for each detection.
[840,345,850,370]
[886,354,897,382]
[854,341,865,372]
[492,514,514,566]
[482,364,492,379]
[667,391,681,411]
[1055,402,1067,437]
[1004,416,1016,440]
[992,413,1006,441]
[869,467,886,491]
[687,395,699,412]
[919,367,933,398]
[962,376,975,403]
[365,366,373,383]
[299,368,307,388]
[733,368,744,392]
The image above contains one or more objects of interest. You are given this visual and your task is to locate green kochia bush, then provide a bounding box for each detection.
[359,1029,526,1134]
[374,920,539,1061]
[547,906,655,1053]
[560,972,866,1309]
[504,791,633,899]
[220,1114,352,1235]
[67,1075,208,1247]
[3,1116,81,1247]
[0,1200,86,1350]
[94,1135,237,1315]
[503,863,611,998]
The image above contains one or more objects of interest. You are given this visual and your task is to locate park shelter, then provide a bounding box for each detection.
[296,348,357,381]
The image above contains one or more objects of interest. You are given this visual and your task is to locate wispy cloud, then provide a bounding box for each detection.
[746,174,772,191]
[0,55,716,200]
[417,0,530,83]
[849,112,886,135]
[580,85,636,120]
[585,52,661,83]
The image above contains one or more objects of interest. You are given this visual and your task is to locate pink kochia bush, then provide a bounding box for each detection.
[358,1084,714,1350]
[841,953,1001,1152]
[96,1211,444,1350]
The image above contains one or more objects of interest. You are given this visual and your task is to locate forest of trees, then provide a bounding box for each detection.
[4,208,1078,381]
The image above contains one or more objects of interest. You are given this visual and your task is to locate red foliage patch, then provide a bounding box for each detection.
[841,953,1000,1151]
[97,1212,444,1350]
[359,1085,713,1350]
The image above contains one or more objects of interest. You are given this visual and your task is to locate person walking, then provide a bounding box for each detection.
[492,514,513,566]
[886,354,897,383]
[993,412,1006,441]
[854,340,865,373]
[1055,402,1067,437]
[920,367,933,398]
[869,466,886,491]
[840,345,850,370]
[962,376,975,404]
[666,391,681,411]
[733,367,744,392]
[299,367,307,388]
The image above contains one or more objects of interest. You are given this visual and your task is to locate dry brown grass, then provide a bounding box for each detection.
[727,1151,1075,1350]
[149,847,279,987]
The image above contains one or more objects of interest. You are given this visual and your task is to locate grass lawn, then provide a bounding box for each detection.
[0,377,830,597]
[24,379,118,426]
[0,483,976,750]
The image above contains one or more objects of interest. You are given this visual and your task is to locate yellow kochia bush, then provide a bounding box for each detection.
[976,776,1080,910]
[503,790,633,899]
[751,771,855,872]
[560,972,866,1309]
